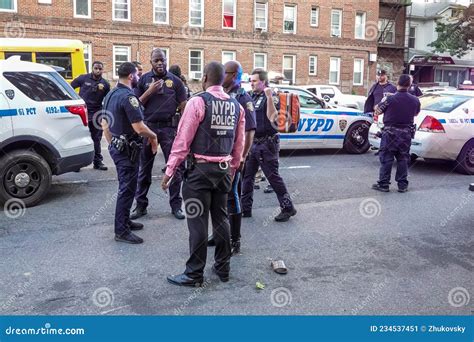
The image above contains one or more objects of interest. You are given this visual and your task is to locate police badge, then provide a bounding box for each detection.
[246,102,254,112]
[128,96,140,108]
[5,89,14,100]
[165,79,173,88]
[339,119,347,132]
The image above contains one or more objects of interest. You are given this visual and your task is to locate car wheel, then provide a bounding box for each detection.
[0,150,52,207]
[344,121,370,154]
[454,140,474,175]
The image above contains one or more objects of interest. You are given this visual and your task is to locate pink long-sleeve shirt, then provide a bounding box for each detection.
[165,85,246,178]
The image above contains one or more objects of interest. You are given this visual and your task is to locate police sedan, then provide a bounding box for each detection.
[274,86,373,154]
[369,91,474,175]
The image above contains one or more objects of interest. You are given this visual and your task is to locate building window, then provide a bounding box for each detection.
[283,5,297,34]
[309,56,317,75]
[331,9,342,37]
[189,50,203,80]
[222,51,236,64]
[408,26,416,48]
[353,58,364,86]
[254,53,267,70]
[189,0,204,27]
[378,19,395,44]
[355,12,366,39]
[283,55,296,84]
[223,0,236,29]
[113,0,130,21]
[154,0,169,24]
[329,57,340,84]
[83,43,92,73]
[113,46,130,79]
[255,1,268,30]
[310,6,319,27]
[74,0,91,18]
[0,0,17,12]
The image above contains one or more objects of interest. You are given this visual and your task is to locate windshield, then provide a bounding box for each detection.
[420,94,471,113]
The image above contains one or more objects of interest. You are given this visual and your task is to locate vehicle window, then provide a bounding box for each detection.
[5,52,33,62]
[307,88,317,95]
[280,88,324,109]
[35,52,73,79]
[320,87,335,98]
[3,72,80,102]
[420,94,471,113]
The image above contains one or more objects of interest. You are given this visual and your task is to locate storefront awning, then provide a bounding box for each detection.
[409,55,455,65]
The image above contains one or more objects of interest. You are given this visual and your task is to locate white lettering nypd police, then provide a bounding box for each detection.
[210,100,236,130]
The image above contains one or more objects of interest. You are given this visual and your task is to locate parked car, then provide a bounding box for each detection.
[369,91,474,175]
[274,86,373,153]
[0,56,94,206]
[299,85,367,111]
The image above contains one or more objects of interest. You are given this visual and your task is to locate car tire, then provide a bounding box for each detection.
[0,149,52,207]
[344,121,371,154]
[454,140,474,175]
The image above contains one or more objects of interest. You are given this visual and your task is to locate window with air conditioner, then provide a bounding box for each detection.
[255,1,267,30]
[331,9,342,37]
[189,50,203,80]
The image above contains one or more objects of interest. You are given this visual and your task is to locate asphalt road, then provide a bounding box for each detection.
[0,145,473,316]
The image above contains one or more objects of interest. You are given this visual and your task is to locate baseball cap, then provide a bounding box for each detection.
[377,69,387,76]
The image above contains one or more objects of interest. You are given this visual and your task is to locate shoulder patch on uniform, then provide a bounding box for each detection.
[128,96,140,108]
[165,79,173,88]
[246,102,254,112]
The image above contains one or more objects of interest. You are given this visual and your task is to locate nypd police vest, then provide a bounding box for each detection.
[253,92,278,138]
[190,92,240,156]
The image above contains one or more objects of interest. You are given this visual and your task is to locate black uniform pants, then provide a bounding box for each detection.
[88,119,104,166]
[183,163,232,280]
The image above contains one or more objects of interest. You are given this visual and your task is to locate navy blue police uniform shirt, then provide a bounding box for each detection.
[229,85,257,132]
[134,70,187,123]
[71,73,110,118]
[251,91,280,138]
[372,82,397,107]
[378,89,421,127]
[105,83,144,136]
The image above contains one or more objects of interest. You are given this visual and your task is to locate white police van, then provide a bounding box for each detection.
[275,86,373,153]
[0,56,94,207]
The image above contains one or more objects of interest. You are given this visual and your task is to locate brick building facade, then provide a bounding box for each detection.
[0,0,389,94]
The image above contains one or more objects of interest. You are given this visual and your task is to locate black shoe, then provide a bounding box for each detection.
[130,207,147,220]
[212,265,229,282]
[231,240,241,256]
[207,235,216,247]
[128,221,144,231]
[172,209,185,220]
[242,211,252,218]
[372,184,389,192]
[114,231,143,244]
[274,208,297,222]
[398,187,408,193]
[167,273,203,287]
[263,185,274,193]
[93,163,108,171]
[254,184,260,190]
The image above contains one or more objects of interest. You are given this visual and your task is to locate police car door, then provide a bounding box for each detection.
[0,91,13,142]
[288,88,339,149]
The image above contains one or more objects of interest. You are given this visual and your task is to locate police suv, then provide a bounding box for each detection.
[369,91,474,175]
[275,86,373,153]
[0,56,94,207]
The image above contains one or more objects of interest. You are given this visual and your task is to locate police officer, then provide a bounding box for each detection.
[131,49,188,220]
[372,74,421,193]
[207,60,256,255]
[132,61,143,79]
[241,69,297,222]
[71,61,110,170]
[162,62,245,286]
[101,62,158,244]
[364,70,397,114]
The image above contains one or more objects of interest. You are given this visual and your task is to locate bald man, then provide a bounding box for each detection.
[207,61,256,256]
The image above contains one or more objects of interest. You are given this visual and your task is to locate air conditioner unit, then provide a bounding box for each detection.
[255,22,267,30]
[331,30,341,37]
[190,71,202,80]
